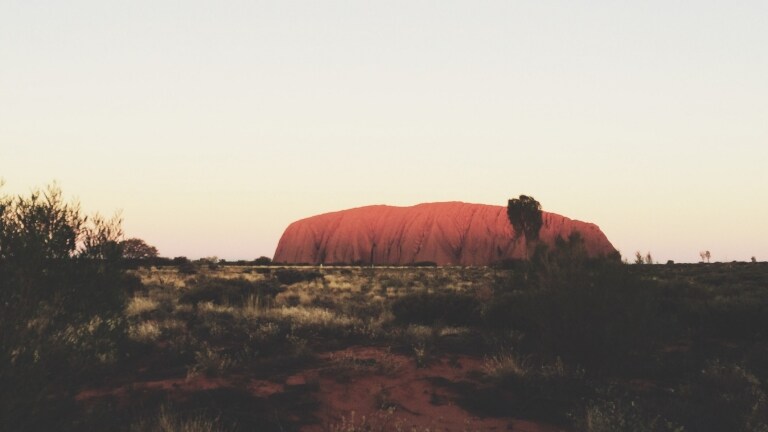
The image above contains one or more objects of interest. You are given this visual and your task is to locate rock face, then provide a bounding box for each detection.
[273,202,616,266]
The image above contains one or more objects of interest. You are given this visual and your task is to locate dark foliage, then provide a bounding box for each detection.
[177,260,199,275]
[486,233,673,375]
[179,277,284,306]
[507,195,543,251]
[119,237,159,260]
[0,184,130,431]
[274,268,323,286]
[391,291,481,326]
[665,361,768,432]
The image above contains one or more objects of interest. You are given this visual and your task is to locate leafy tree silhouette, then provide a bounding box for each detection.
[507,195,543,260]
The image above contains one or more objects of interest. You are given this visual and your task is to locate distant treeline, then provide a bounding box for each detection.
[124,256,443,269]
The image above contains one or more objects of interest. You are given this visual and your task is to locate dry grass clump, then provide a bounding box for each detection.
[267,306,360,328]
[482,349,576,382]
[196,301,236,316]
[130,405,229,432]
[330,409,479,432]
[274,287,318,307]
[129,320,162,343]
[133,267,190,289]
[324,350,402,380]
[187,344,235,377]
[324,273,357,291]
[126,296,159,317]
[239,295,267,319]
[403,324,436,345]
[483,349,532,379]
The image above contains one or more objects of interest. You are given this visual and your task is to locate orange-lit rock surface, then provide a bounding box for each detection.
[273,202,616,265]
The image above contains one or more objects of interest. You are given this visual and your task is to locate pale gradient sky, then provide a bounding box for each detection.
[1,1,766,263]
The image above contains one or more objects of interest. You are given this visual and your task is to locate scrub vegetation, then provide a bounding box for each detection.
[3,186,768,431]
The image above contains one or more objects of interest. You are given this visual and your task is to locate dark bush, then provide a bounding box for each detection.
[391,291,481,326]
[274,268,323,286]
[379,275,405,289]
[700,299,768,341]
[253,256,272,266]
[668,361,768,432]
[180,277,284,306]
[485,234,672,376]
[177,259,199,274]
[0,185,129,431]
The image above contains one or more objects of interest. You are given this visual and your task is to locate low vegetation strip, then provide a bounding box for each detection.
[2,185,767,431]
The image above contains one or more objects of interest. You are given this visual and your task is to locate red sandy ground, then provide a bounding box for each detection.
[302,346,566,431]
[78,346,567,431]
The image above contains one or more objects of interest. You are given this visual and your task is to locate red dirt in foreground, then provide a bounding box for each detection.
[274,202,616,265]
[303,346,566,432]
[77,347,566,431]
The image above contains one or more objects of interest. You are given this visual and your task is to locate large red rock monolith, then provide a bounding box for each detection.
[273,202,616,265]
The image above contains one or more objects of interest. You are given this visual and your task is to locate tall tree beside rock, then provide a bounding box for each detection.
[507,195,543,259]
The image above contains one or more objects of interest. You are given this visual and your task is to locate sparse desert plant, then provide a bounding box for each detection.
[269,305,360,332]
[130,404,229,432]
[483,349,532,380]
[412,343,429,367]
[324,350,401,381]
[645,252,654,264]
[330,408,479,432]
[700,250,711,263]
[187,344,235,377]
[576,397,683,432]
[633,251,654,264]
